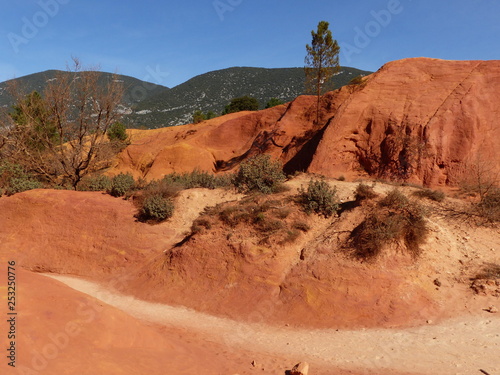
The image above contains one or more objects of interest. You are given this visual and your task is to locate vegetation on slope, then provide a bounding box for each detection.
[124,66,371,128]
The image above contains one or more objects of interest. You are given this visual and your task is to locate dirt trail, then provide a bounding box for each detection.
[45,274,500,375]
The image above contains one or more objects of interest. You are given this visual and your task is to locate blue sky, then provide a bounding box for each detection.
[0,0,499,87]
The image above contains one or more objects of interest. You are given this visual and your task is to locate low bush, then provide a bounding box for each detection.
[298,179,339,217]
[379,188,409,209]
[143,178,182,199]
[191,218,212,234]
[140,194,174,221]
[355,183,378,202]
[211,196,308,243]
[473,263,500,280]
[222,96,259,115]
[77,174,112,192]
[477,188,500,222]
[109,173,135,197]
[217,198,272,227]
[233,154,286,194]
[0,161,42,195]
[256,216,284,232]
[162,170,233,190]
[281,230,300,244]
[275,207,292,219]
[265,97,284,109]
[413,188,445,202]
[219,205,251,227]
[8,177,42,195]
[135,177,185,223]
[107,122,128,142]
[349,75,367,86]
[350,190,428,260]
[293,221,311,232]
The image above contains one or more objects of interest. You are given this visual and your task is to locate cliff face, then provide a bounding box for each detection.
[308,58,500,185]
[112,58,500,186]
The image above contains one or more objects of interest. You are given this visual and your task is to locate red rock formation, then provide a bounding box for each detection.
[111,58,500,187]
[0,189,173,277]
[309,58,500,186]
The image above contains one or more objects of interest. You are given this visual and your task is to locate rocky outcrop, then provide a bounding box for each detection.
[308,58,500,186]
[288,362,310,375]
[112,58,500,187]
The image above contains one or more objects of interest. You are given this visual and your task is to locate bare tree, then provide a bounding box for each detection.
[2,58,124,189]
[460,151,500,199]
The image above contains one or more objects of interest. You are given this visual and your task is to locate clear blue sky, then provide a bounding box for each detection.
[1,0,499,87]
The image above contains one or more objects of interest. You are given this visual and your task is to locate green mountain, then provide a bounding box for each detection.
[125,66,372,128]
[0,70,169,115]
[0,66,371,129]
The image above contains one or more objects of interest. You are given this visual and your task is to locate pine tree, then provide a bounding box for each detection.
[305,21,340,124]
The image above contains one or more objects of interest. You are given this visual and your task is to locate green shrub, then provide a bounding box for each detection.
[349,75,366,86]
[0,161,42,195]
[109,173,135,197]
[299,179,339,217]
[412,188,445,202]
[140,194,174,221]
[78,175,112,191]
[355,183,378,202]
[222,96,259,115]
[107,122,128,142]
[136,178,183,223]
[265,97,284,109]
[8,177,42,195]
[192,110,206,124]
[233,154,286,194]
[0,162,24,182]
[337,175,346,181]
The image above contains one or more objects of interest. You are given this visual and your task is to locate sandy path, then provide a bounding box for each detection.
[45,274,500,375]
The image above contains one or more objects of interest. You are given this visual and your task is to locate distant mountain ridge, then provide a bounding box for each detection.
[0,70,170,111]
[0,66,371,128]
[124,66,372,128]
